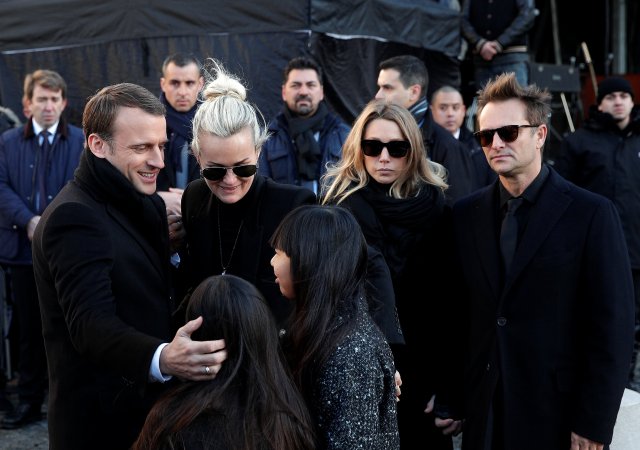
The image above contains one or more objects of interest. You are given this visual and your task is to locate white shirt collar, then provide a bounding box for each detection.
[32,119,60,139]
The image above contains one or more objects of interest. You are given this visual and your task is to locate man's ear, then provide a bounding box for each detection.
[409,84,422,104]
[535,124,548,150]
[87,133,109,159]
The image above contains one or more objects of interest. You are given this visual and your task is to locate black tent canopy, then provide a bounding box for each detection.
[0,0,461,125]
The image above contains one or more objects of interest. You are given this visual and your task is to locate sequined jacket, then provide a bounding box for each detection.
[311,300,400,450]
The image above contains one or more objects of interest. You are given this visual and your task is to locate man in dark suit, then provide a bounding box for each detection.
[0,70,84,428]
[444,73,635,449]
[430,85,495,188]
[32,83,227,450]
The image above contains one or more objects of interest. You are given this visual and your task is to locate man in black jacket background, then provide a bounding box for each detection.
[555,76,640,392]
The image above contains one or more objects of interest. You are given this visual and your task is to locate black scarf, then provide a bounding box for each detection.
[74,151,170,266]
[282,101,329,180]
[358,180,445,277]
[160,93,199,172]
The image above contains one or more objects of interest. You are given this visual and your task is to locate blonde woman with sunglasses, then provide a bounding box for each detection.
[178,60,315,327]
[320,99,463,449]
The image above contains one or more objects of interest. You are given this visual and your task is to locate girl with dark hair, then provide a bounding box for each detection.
[133,274,315,450]
[270,204,400,450]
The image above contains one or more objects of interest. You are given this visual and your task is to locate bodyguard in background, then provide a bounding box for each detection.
[258,56,350,194]
[157,52,205,214]
[555,76,640,393]
[0,69,83,429]
[430,85,495,188]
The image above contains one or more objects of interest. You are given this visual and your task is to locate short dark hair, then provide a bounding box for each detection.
[25,69,67,100]
[82,83,165,146]
[283,57,323,85]
[161,52,202,77]
[379,55,429,96]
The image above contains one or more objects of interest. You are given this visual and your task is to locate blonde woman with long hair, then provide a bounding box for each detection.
[321,99,460,450]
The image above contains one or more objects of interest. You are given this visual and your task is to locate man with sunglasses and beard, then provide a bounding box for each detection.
[444,73,634,450]
[258,56,350,194]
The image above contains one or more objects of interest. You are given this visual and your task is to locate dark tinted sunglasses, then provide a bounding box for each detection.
[201,164,258,181]
[361,139,410,158]
[474,124,540,147]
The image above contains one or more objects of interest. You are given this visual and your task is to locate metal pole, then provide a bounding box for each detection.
[582,42,599,98]
[612,0,627,74]
[560,93,575,132]
[549,0,562,65]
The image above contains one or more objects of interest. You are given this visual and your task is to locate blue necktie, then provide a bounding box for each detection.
[500,197,524,272]
[37,130,51,213]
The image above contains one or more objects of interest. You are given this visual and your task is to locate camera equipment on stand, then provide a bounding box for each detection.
[529,62,581,133]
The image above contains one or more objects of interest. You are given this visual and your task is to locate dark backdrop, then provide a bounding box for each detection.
[0,0,460,127]
[0,1,634,132]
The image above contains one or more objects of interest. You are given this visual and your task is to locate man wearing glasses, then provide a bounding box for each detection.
[444,73,634,450]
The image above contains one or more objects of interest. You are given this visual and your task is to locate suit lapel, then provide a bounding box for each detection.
[106,204,164,279]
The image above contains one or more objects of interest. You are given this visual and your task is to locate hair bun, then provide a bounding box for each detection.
[202,60,247,102]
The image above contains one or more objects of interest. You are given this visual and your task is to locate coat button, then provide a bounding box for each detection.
[497,317,507,326]
[486,363,491,371]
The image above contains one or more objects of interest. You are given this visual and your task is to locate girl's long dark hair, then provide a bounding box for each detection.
[133,274,315,450]
[269,205,368,397]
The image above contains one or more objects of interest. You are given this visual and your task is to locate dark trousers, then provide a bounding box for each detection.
[393,344,453,450]
[630,269,640,390]
[6,265,47,407]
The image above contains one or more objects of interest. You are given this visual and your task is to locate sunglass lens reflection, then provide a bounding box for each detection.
[475,125,521,147]
[202,164,257,181]
[361,140,410,158]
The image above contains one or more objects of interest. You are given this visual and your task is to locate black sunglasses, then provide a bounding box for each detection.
[474,124,540,147]
[361,139,410,158]
[201,164,258,181]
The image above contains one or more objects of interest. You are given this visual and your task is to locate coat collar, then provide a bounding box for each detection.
[24,116,71,140]
[471,167,573,301]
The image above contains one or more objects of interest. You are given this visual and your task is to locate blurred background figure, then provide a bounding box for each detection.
[156,52,205,215]
[0,69,84,430]
[259,56,350,194]
[555,76,640,393]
